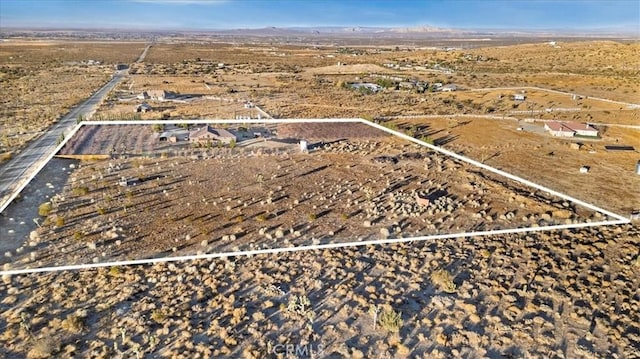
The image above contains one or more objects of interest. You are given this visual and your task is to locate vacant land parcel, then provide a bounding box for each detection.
[1,120,619,273]
[0,41,146,160]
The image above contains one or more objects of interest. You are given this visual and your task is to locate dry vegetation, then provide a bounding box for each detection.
[5,125,604,270]
[1,38,639,358]
[0,41,146,158]
[1,224,638,358]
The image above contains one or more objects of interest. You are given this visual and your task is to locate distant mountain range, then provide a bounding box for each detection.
[2,25,637,42]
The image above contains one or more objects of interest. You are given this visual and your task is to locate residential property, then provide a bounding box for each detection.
[138,90,176,101]
[513,94,526,101]
[544,121,599,137]
[189,126,236,144]
[350,83,382,93]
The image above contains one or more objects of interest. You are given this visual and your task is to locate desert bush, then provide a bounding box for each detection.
[72,186,89,196]
[109,266,121,276]
[55,216,65,227]
[38,202,52,217]
[61,314,85,334]
[431,269,457,293]
[27,337,59,359]
[283,295,314,325]
[421,136,435,145]
[151,309,167,324]
[378,308,403,333]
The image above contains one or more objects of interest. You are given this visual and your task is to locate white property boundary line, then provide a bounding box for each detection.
[0,118,629,276]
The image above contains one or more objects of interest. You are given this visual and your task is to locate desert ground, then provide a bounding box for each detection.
[0,40,147,162]
[0,36,639,359]
[3,122,608,271]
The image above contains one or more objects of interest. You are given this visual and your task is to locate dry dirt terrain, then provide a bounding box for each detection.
[388,116,640,216]
[1,225,638,358]
[4,123,606,271]
[1,39,639,359]
[0,40,146,161]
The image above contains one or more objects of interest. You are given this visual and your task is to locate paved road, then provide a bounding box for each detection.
[0,71,127,213]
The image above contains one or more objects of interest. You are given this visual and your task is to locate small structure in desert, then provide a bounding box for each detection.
[440,84,457,92]
[415,194,430,207]
[135,103,152,113]
[138,90,176,101]
[579,166,590,174]
[189,126,236,144]
[513,93,526,101]
[119,177,140,187]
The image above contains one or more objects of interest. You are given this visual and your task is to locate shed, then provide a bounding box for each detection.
[513,94,526,101]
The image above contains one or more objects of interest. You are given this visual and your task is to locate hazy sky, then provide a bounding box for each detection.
[1,0,638,31]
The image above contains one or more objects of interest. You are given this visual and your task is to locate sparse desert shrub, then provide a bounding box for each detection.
[55,216,65,227]
[151,309,166,324]
[61,314,85,334]
[72,186,89,196]
[109,266,121,276]
[256,214,267,222]
[27,337,59,359]
[431,269,457,293]
[73,232,83,240]
[283,295,314,325]
[421,136,435,145]
[38,202,52,217]
[96,207,106,215]
[340,213,349,221]
[307,213,317,221]
[378,308,403,333]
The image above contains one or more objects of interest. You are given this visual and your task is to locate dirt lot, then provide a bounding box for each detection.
[388,116,640,215]
[0,40,146,159]
[1,223,638,358]
[1,39,639,359]
[4,121,607,271]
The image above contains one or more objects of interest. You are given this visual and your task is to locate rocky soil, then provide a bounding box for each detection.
[1,224,638,358]
[2,137,606,272]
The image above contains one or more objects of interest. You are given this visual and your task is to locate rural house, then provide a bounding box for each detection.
[544,121,599,137]
[513,94,526,101]
[139,90,176,101]
[189,126,236,144]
